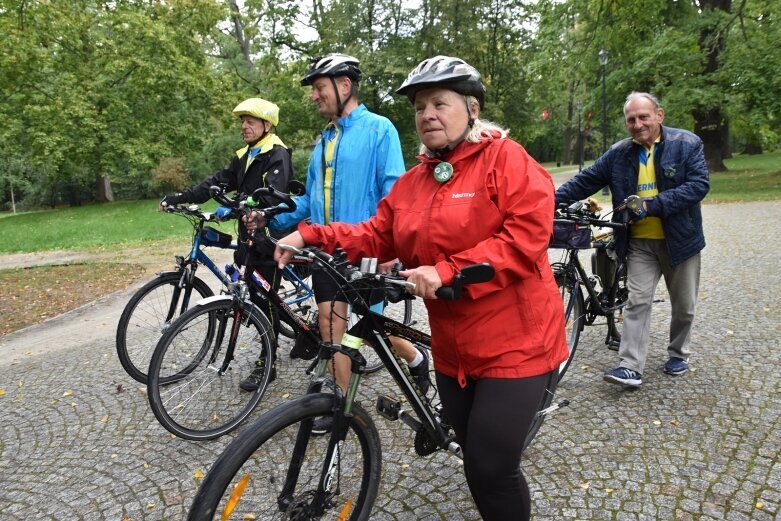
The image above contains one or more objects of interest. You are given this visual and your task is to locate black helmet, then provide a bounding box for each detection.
[301,53,362,86]
[396,55,485,109]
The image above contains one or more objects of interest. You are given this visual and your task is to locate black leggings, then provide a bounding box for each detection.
[435,371,554,521]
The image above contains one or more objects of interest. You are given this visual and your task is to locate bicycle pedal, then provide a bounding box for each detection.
[376,395,401,421]
[535,399,570,418]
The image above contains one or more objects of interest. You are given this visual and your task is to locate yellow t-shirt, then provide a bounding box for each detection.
[631,140,665,239]
[323,124,339,224]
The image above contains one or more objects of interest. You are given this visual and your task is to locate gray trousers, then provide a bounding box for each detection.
[618,239,701,374]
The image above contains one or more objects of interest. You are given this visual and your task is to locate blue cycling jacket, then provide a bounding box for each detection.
[271,104,405,230]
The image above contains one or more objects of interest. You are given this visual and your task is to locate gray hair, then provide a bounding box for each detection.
[623,92,661,115]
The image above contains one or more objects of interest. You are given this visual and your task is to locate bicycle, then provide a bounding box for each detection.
[115,202,318,385]
[145,187,408,440]
[549,198,637,378]
[187,245,570,520]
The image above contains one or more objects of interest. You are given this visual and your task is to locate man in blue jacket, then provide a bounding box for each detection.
[556,92,709,387]
[246,53,428,428]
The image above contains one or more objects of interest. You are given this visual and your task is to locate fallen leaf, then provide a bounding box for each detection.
[62,390,74,397]
[605,488,614,493]
[653,420,661,426]
[111,454,118,459]
[756,502,764,509]
[283,393,290,399]
[244,515,257,520]
[194,469,205,479]
[101,415,109,423]
[580,482,589,490]
[116,384,124,393]
[144,462,150,469]
[670,419,679,426]
[138,387,147,394]
[147,502,155,509]
[726,330,734,335]
[70,402,77,407]
[0,389,5,397]
[581,365,590,371]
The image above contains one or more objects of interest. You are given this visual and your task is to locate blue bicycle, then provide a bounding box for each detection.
[115,203,316,384]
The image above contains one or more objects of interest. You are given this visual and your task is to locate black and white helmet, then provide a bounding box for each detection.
[396,56,486,109]
[301,53,362,86]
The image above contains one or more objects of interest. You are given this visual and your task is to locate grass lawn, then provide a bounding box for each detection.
[0,199,231,254]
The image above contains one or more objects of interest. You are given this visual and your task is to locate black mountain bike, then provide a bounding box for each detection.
[187,245,569,520]
[550,198,642,378]
[145,187,408,441]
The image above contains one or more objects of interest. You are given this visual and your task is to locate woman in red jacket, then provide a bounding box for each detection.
[272,56,568,520]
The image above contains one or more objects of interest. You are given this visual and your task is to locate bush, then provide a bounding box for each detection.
[152,157,189,193]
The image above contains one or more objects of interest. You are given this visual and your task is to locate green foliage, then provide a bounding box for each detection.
[2,0,780,211]
[152,158,189,193]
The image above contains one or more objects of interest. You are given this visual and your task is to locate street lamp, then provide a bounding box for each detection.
[576,101,584,172]
[599,49,609,195]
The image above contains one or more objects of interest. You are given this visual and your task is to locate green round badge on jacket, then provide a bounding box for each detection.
[433,162,453,183]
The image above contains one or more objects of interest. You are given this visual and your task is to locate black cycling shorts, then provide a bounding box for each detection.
[312,266,384,309]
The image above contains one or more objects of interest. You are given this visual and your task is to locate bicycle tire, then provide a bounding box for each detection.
[606,262,628,349]
[555,268,584,380]
[116,271,214,384]
[277,272,316,340]
[147,297,276,441]
[188,393,381,521]
[522,371,559,452]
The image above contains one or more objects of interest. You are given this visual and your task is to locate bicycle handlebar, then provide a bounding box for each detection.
[278,244,494,301]
[163,204,221,222]
[208,185,297,218]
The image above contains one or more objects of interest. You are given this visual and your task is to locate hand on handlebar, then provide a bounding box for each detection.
[274,231,306,268]
[399,266,442,299]
[242,210,267,232]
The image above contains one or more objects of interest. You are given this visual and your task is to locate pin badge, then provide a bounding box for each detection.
[433,162,453,183]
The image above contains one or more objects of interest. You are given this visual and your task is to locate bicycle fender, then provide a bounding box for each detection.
[193,294,233,307]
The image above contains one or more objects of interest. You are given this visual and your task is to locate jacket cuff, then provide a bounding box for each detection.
[297,221,320,244]
[645,197,662,217]
[434,261,456,286]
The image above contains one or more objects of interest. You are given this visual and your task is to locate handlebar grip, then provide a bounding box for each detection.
[435,275,462,300]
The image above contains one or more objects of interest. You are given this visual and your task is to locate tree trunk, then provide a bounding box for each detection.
[96,174,114,202]
[694,107,727,172]
[694,0,731,173]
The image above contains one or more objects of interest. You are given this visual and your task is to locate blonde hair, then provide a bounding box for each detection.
[420,96,508,155]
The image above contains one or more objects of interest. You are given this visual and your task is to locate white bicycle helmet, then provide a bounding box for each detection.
[396,55,486,109]
[301,53,362,86]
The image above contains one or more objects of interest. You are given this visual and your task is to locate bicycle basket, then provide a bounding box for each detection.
[550,221,591,249]
[199,226,233,248]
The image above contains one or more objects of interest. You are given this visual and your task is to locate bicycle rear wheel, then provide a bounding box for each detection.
[606,262,628,350]
[147,297,276,441]
[188,394,381,521]
[116,271,213,384]
[277,266,317,340]
[555,268,584,380]
[522,370,559,452]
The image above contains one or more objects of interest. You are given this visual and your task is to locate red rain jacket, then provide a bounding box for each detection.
[300,136,568,387]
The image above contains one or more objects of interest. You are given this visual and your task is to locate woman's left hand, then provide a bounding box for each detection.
[399,265,442,299]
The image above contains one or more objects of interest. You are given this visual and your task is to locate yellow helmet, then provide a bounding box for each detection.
[232,98,279,126]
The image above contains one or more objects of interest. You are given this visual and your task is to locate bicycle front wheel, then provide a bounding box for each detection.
[116,271,213,384]
[147,297,276,440]
[555,268,584,380]
[188,394,381,521]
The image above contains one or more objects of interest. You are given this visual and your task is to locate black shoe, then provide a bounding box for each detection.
[409,348,431,396]
[311,415,333,436]
[239,360,276,392]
